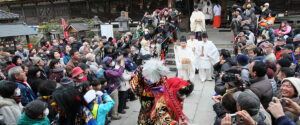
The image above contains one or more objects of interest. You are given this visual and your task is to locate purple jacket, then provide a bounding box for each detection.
[105,66,124,94]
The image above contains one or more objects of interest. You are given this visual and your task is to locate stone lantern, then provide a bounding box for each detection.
[50,29,60,40]
[115,11,131,32]
[90,16,103,36]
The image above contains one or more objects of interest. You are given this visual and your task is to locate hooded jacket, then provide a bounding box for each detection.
[0,96,23,125]
[280,77,300,123]
[17,112,50,125]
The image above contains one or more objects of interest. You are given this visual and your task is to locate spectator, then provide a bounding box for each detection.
[249,61,272,109]
[236,91,272,124]
[214,49,235,76]
[277,77,300,122]
[49,50,65,68]
[17,100,50,124]
[104,57,125,120]
[72,67,88,83]
[261,43,276,63]
[243,26,255,45]
[236,54,250,82]
[37,80,58,121]
[268,97,297,125]
[66,49,80,77]
[0,48,11,72]
[0,80,22,125]
[30,56,47,80]
[8,66,36,106]
[63,45,71,65]
[48,59,64,83]
[14,44,29,63]
[27,66,42,95]
[275,21,292,36]
[52,86,97,125]
[6,55,22,73]
[261,21,275,44]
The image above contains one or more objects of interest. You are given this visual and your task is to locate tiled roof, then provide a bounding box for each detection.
[66,23,89,32]
[0,9,19,20]
[0,23,37,37]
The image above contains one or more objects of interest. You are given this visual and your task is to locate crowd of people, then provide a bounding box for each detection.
[0,5,192,125]
[209,1,300,125]
[1,0,300,125]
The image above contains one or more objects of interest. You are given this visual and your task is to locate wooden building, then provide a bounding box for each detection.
[0,0,299,25]
[65,22,89,38]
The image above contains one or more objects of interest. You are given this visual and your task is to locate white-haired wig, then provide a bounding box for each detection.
[142,58,170,83]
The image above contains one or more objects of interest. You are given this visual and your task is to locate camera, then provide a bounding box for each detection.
[272,98,287,107]
[222,73,238,83]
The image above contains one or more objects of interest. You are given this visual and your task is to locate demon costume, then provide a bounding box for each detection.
[130,58,169,125]
[150,78,194,125]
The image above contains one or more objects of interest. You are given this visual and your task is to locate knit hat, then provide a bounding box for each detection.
[30,57,41,65]
[243,26,250,31]
[266,68,275,79]
[189,32,195,36]
[237,92,260,116]
[277,37,286,42]
[282,77,300,96]
[281,44,294,50]
[24,100,47,119]
[264,3,269,6]
[237,54,249,66]
[60,77,75,87]
[72,67,84,78]
[78,63,89,71]
[180,36,187,42]
[202,32,208,38]
[278,58,292,68]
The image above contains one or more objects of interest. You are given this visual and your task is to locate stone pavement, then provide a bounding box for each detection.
[110,26,233,125]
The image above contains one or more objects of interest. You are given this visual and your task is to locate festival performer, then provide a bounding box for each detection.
[187,32,199,53]
[190,5,206,41]
[130,58,169,124]
[194,32,219,82]
[150,78,194,124]
[174,36,195,81]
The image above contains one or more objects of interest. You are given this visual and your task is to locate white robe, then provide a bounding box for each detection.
[187,38,199,53]
[190,11,206,32]
[174,46,195,81]
[201,0,213,20]
[194,40,219,81]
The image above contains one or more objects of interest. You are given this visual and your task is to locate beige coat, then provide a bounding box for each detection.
[0,96,23,125]
[190,11,206,32]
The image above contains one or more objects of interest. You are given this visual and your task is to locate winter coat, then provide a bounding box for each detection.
[48,68,64,83]
[90,94,115,125]
[276,116,297,125]
[65,59,78,77]
[63,52,71,65]
[17,113,50,125]
[214,77,226,95]
[14,49,29,62]
[213,57,236,74]
[119,69,132,91]
[241,64,250,82]
[250,76,273,109]
[0,96,22,125]
[105,66,124,94]
[14,80,36,106]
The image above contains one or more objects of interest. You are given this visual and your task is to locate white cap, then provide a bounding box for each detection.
[264,3,269,6]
